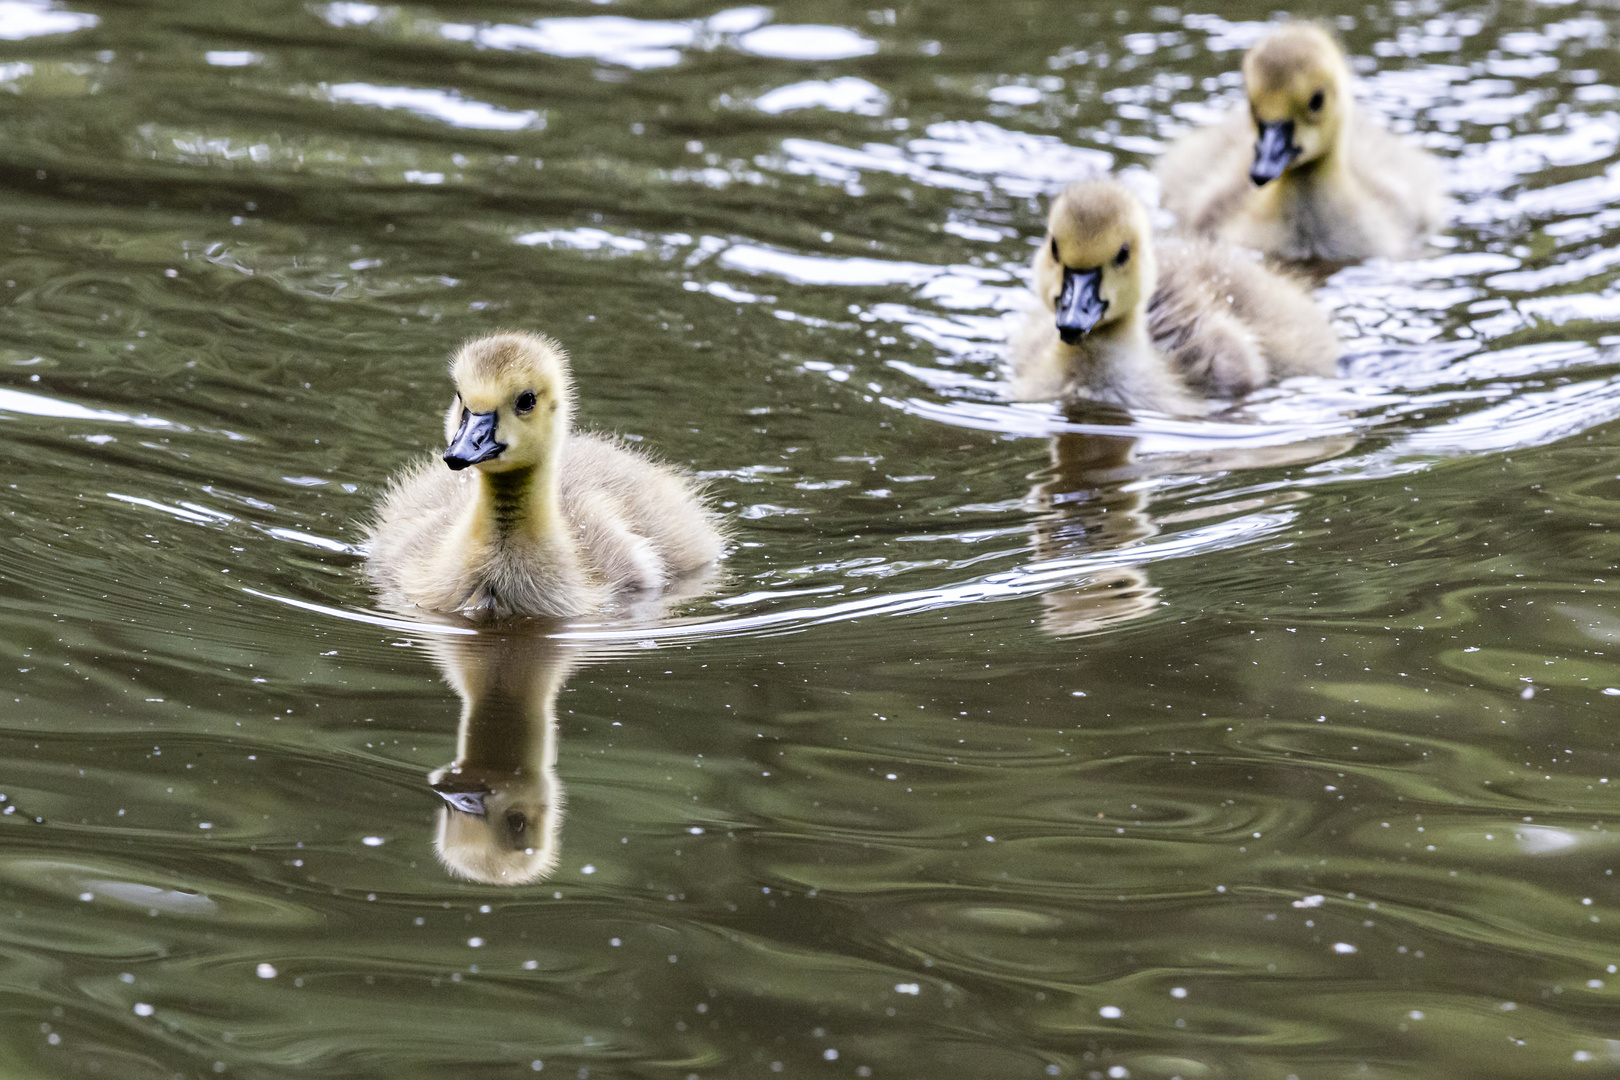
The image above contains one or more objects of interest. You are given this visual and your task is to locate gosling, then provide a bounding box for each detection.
[1157,23,1445,262]
[366,332,725,620]
[1009,179,1339,412]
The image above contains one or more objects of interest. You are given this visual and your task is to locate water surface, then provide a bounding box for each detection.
[2,0,1620,1076]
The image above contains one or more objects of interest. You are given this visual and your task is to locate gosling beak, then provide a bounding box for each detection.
[431,781,490,817]
[444,409,505,471]
[1055,267,1107,344]
[1250,119,1299,186]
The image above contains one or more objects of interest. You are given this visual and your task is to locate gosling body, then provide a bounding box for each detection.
[1157,24,1444,262]
[367,332,724,620]
[1009,179,1339,412]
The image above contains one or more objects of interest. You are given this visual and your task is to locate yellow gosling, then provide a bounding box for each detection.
[1157,23,1445,262]
[1009,179,1339,412]
[366,331,724,620]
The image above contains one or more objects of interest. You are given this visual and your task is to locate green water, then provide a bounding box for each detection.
[2,0,1620,1076]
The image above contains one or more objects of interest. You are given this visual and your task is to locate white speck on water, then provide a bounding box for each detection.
[1408,1010,1424,1020]
[78,892,92,902]
[133,1003,154,1017]
[581,864,596,875]
[362,836,384,846]
[256,963,277,979]
[895,983,920,995]
[1099,1005,1121,1019]
[1170,987,1187,998]
[1333,943,1357,954]
[468,937,484,948]
[823,1049,838,1061]
[1293,895,1324,909]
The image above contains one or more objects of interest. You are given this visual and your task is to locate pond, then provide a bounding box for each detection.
[1,0,1619,1076]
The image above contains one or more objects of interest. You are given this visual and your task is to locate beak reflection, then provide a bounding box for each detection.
[431,784,489,818]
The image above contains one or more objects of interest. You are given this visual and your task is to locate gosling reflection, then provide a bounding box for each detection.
[423,628,579,885]
[1029,412,1356,637]
[1028,426,1161,637]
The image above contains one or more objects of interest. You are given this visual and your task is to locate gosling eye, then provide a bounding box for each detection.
[515,390,537,414]
[505,811,527,835]
[1049,236,1060,262]
[1308,90,1325,112]
[1113,243,1131,267]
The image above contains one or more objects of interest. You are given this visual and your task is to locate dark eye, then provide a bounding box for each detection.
[1049,236,1060,262]
[515,390,537,414]
[1309,90,1325,112]
[505,811,527,835]
[1114,243,1130,267]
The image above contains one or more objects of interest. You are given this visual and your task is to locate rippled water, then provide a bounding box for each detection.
[3,0,1620,1075]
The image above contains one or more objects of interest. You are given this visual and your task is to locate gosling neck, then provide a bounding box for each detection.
[448,638,568,775]
[468,435,569,554]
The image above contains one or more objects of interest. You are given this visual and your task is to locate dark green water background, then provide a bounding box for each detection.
[2,0,1620,1076]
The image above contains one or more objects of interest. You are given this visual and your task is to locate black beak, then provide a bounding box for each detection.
[1250,119,1299,186]
[443,409,505,471]
[1055,267,1107,344]
[432,781,490,817]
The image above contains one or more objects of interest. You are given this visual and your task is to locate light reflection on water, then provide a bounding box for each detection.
[2,0,1620,1077]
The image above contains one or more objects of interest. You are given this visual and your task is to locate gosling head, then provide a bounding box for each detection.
[1243,24,1353,186]
[429,767,562,885]
[1035,180,1157,345]
[442,332,574,473]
